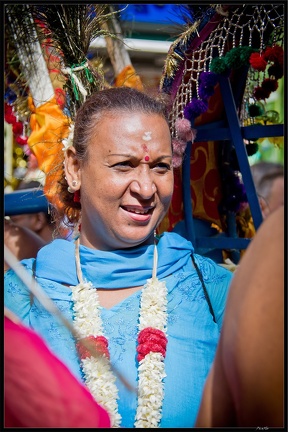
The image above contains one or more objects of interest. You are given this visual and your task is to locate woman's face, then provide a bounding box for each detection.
[67,112,174,250]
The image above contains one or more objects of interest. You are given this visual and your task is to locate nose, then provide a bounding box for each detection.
[130,167,156,198]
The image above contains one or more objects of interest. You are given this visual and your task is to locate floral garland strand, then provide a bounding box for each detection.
[71,237,168,428]
[134,241,168,427]
[71,281,122,427]
[71,237,121,427]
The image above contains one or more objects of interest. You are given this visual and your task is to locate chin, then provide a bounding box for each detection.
[118,231,154,249]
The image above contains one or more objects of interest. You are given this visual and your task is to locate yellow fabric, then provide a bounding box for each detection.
[27,96,70,210]
[114,65,144,91]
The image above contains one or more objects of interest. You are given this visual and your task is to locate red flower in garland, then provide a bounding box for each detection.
[5,113,16,125]
[4,104,17,125]
[5,103,13,114]
[12,121,23,135]
[15,136,28,146]
[137,327,168,362]
[76,335,110,360]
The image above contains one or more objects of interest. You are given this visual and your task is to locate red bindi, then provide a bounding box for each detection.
[144,155,150,161]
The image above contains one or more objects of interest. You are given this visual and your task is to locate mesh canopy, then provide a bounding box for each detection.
[160,4,284,136]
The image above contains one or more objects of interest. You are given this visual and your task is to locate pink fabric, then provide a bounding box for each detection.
[4,316,111,428]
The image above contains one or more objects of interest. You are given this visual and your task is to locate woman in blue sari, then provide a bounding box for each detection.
[5,87,232,428]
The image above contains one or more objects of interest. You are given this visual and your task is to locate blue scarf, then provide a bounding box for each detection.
[35,232,194,288]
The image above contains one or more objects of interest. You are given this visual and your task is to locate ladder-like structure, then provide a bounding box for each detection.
[182,74,284,263]
[159,4,284,263]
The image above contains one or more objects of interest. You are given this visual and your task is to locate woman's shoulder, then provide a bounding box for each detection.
[5,257,35,279]
[41,237,74,250]
[158,231,194,252]
[36,238,74,263]
[35,238,77,284]
[193,253,233,278]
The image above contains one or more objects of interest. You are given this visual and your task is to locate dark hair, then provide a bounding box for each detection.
[58,87,170,225]
[73,87,169,161]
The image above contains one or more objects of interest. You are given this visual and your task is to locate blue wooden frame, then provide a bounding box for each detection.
[4,188,48,216]
[180,75,284,262]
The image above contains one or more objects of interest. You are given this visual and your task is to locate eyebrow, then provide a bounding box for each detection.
[107,154,172,161]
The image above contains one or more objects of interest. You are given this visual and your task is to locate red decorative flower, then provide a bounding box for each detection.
[76,335,109,360]
[5,104,13,115]
[4,113,17,125]
[137,327,167,362]
[264,45,284,65]
[249,52,267,71]
[261,78,278,93]
[253,86,271,101]
[267,64,283,80]
[12,121,23,135]
[16,136,28,146]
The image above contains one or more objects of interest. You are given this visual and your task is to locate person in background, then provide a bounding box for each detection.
[4,180,72,271]
[195,205,284,428]
[4,307,111,428]
[9,180,57,243]
[4,219,46,272]
[250,161,284,218]
[4,87,233,428]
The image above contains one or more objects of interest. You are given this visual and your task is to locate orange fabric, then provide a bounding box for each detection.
[115,65,144,91]
[27,96,70,210]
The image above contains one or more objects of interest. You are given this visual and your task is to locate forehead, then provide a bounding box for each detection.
[99,110,168,125]
[91,112,171,143]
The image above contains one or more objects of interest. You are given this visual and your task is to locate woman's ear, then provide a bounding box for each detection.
[64,147,81,189]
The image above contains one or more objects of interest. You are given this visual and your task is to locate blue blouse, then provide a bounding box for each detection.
[4,232,232,428]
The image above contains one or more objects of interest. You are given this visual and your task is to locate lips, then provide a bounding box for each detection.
[124,207,150,214]
[121,205,153,222]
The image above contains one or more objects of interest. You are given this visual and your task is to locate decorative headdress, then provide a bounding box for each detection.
[4,4,143,210]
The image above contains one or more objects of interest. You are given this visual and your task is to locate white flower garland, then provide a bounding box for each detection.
[71,237,168,428]
[72,280,122,427]
[62,123,74,152]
